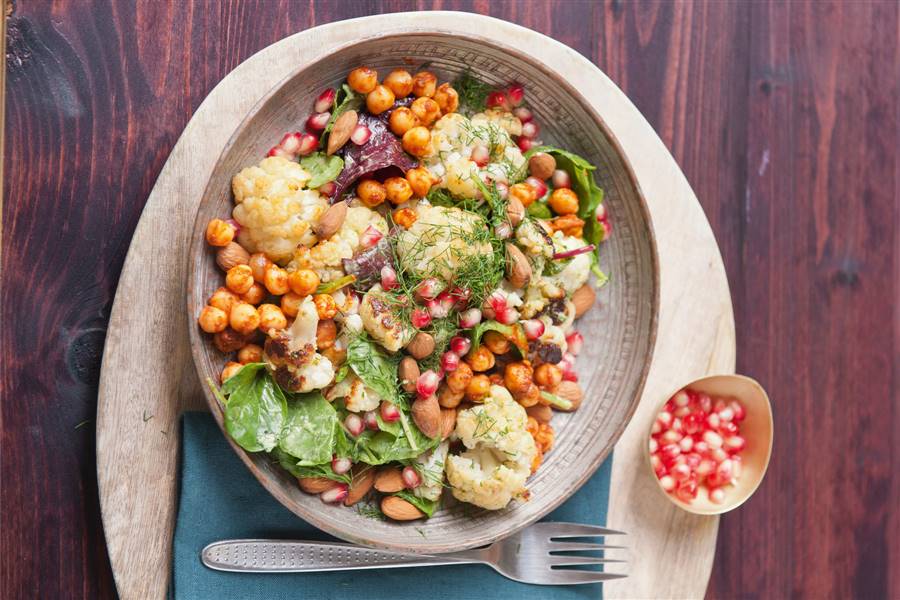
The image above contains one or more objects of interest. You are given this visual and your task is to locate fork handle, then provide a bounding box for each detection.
[202,539,480,573]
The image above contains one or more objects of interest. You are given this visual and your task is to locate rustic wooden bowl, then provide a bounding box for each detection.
[187,31,659,553]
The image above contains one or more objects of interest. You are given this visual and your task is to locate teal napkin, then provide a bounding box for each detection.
[173,412,612,599]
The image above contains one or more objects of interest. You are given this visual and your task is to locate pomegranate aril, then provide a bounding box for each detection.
[507,85,525,107]
[363,410,379,430]
[458,308,482,329]
[426,298,450,319]
[674,406,691,418]
[380,265,398,291]
[494,181,509,199]
[440,351,460,372]
[651,454,666,478]
[315,88,337,113]
[517,137,536,152]
[716,459,734,481]
[344,413,364,436]
[402,465,422,489]
[306,112,331,132]
[649,438,659,454]
[675,477,699,502]
[710,447,729,463]
[565,331,583,355]
[350,124,372,145]
[522,319,545,340]
[551,169,571,189]
[525,176,548,199]
[698,393,713,413]
[693,440,709,455]
[706,413,721,430]
[470,145,490,167]
[725,435,746,453]
[320,484,349,504]
[673,390,690,407]
[268,146,290,158]
[651,420,662,435]
[732,455,743,478]
[683,413,704,434]
[714,399,727,413]
[657,410,673,428]
[594,203,607,222]
[660,443,681,462]
[280,132,303,154]
[679,436,694,453]
[719,421,739,436]
[416,370,440,398]
[671,463,691,482]
[360,225,383,248]
[494,221,512,239]
[297,133,319,156]
[659,475,676,492]
[318,181,336,197]
[703,430,724,449]
[331,456,352,475]
[521,121,540,139]
[449,336,472,357]
[380,401,401,423]
[494,306,519,325]
[684,452,702,470]
[709,487,726,504]
[696,459,716,477]
[411,308,431,328]
[486,91,509,110]
[730,400,746,422]
[660,430,682,445]
[416,278,441,301]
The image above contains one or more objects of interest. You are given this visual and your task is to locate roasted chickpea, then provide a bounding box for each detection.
[392,207,417,229]
[483,330,511,355]
[465,374,491,402]
[288,269,320,296]
[357,179,387,207]
[549,214,585,238]
[209,287,240,315]
[316,319,337,349]
[313,294,338,319]
[405,166,435,197]
[280,292,304,317]
[489,372,504,386]
[530,446,544,474]
[248,253,271,283]
[509,182,538,208]
[206,218,235,246]
[263,265,290,295]
[322,345,347,366]
[240,283,266,305]
[411,71,437,97]
[388,107,419,136]
[504,362,534,394]
[402,126,432,158]
[433,83,459,114]
[229,302,260,335]
[213,328,248,353]
[410,97,440,127]
[534,363,563,390]
[548,188,579,215]
[438,384,464,409]
[237,343,263,364]
[221,361,243,382]
[347,66,378,94]
[225,264,254,295]
[517,383,542,407]
[366,84,395,115]
[258,303,287,332]
[446,361,473,393]
[465,346,495,372]
[384,177,413,205]
[532,420,555,452]
[383,69,414,98]
[198,306,228,333]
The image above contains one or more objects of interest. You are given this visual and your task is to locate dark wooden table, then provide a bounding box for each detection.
[3,1,898,598]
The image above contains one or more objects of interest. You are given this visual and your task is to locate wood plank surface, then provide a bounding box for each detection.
[2,1,898,599]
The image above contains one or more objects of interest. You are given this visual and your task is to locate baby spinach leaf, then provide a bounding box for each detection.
[272,447,351,484]
[220,364,286,453]
[347,336,403,405]
[324,84,361,135]
[277,391,341,466]
[394,490,439,518]
[300,152,344,188]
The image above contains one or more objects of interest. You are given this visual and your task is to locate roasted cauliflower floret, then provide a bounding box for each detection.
[325,373,380,413]
[231,156,326,263]
[395,204,490,282]
[545,233,591,294]
[288,206,388,282]
[413,441,449,502]
[471,108,524,137]
[359,284,411,353]
[263,297,334,392]
[446,386,537,510]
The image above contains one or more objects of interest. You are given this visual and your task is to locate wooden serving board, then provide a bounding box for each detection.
[97,12,735,600]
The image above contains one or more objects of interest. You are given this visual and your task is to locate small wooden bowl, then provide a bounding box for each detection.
[646,374,773,515]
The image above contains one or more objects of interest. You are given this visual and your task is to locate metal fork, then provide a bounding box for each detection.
[202,522,626,585]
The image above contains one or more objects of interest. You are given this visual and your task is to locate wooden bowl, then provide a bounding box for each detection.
[187,31,659,552]
[646,374,774,515]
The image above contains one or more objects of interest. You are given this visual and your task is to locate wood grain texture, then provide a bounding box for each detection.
[2,1,898,599]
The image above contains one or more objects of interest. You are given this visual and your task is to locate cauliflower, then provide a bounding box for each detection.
[231,156,328,263]
[395,204,490,282]
[413,441,449,502]
[288,206,388,282]
[515,220,554,264]
[446,386,537,510]
[359,285,411,353]
[545,233,591,294]
[325,373,381,413]
[263,297,334,392]
[471,108,523,137]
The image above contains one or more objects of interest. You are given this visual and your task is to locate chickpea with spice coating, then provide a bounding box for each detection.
[411,71,437,97]
[389,107,419,136]
[237,343,263,364]
[392,208,417,229]
[433,83,459,114]
[548,188,579,215]
[288,269,320,297]
[316,319,337,349]
[198,306,228,333]
[280,292,304,317]
[248,253,271,283]
[263,265,290,295]
[222,362,243,382]
[347,66,378,94]
[509,183,538,208]
[384,69,414,97]
[410,97,440,127]
[402,126,432,158]
[258,304,287,333]
[313,294,338,319]
[517,383,542,407]
[384,177,413,205]
[438,385,464,409]
[240,283,266,305]
[465,375,491,402]
[366,85,396,115]
[225,264,254,295]
[446,362,473,393]
[357,179,387,207]
[406,166,435,197]
[214,328,248,353]
[230,303,260,335]
[483,330,510,355]
[206,219,235,246]
[534,363,563,390]
[465,346,495,372]
[504,362,534,394]
[209,287,240,315]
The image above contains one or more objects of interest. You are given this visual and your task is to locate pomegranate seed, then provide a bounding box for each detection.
[595,203,607,222]
[551,169,571,189]
[521,121,540,139]
[706,471,727,488]
[440,351,460,372]
[344,413,364,436]
[693,440,709,455]
[517,137,535,152]
[709,487,726,504]
[673,390,690,407]
[657,410,673,428]
[696,459,716,477]
[410,308,432,328]
[683,412,704,435]
[507,85,525,107]
[306,111,331,131]
[363,410,379,430]
[719,421,739,436]
[416,370,440,397]
[679,436,694,453]
[525,176,548,199]
[495,221,512,239]
[660,443,681,461]
[380,265,398,291]
[280,132,303,154]
[315,88,337,113]
[714,399,727,413]
[350,124,371,145]
[671,463,691,482]
[513,106,533,122]
[698,393,713,413]
[318,181,336,196]
[600,220,612,239]
[268,145,290,158]
[380,401,401,423]
[494,181,509,199]
[674,406,691,418]
[730,400,746,422]
[710,447,729,463]
[426,298,450,319]
[360,225,383,248]
[331,456,352,475]
[716,459,734,481]
[297,133,319,156]
[458,308,482,329]
[684,452,701,470]
[320,483,349,504]
[416,278,441,301]
[702,430,724,449]
[522,319,545,340]
[470,145,490,167]
[725,435,746,453]
[706,413,721,430]
[732,455,743,478]
[449,286,471,309]
[651,454,666,477]
[494,306,519,325]
[651,420,662,435]
[565,331,584,355]
[659,475,676,492]
[401,465,422,489]
[660,430,682,445]
[450,336,471,356]
[675,477,699,502]
[486,91,509,110]
[670,417,683,433]
[559,353,578,381]
[718,405,735,421]
[486,291,508,312]
[648,438,659,454]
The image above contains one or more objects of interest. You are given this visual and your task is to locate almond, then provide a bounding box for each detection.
[373,467,404,493]
[526,403,553,422]
[297,476,337,494]
[528,152,557,180]
[506,196,525,226]
[327,109,358,155]
[554,380,584,411]
[440,407,456,440]
[398,357,420,393]
[343,466,376,506]
[571,284,596,318]
[216,242,250,271]
[381,495,425,521]
[406,332,435,359]
[411,394,441,438]
[505,243,532,289]
[314,201,347,240]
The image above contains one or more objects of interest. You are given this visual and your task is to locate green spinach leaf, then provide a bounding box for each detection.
[346,336,402,405]
[394,490,440,518]
[324,84,362,135]
[277,391,341,465]
[272,447,351,484]
[219,364,286,453]
[300,152,344,188]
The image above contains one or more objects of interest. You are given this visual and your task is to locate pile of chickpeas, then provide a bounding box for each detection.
[198,219,342,382]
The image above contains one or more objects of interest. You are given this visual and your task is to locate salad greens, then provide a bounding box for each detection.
[324,84,361,135]
[217,363,286,452]
[300,152,344,188]
[277,391,342,465]
[394,490,439,518]
[453,69,492,114]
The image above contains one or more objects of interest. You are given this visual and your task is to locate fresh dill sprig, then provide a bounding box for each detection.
[454,70,492,114]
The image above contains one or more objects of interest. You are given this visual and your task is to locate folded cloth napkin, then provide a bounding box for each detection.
[173,412,613,599]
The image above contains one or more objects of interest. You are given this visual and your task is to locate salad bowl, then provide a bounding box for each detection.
[187,30,659,553]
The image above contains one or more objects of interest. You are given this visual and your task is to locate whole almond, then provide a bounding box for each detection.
[528,152,557,180]
[297,476,337,494]
[216,242,250,271]
[505,243,532,289]
[381,495,425,521]
[327,110,358,155]
[526,403,553,422]
[398,357,420,393]
[571,283,596,318]
[314,201,347,240]
[440,408,456,440]
[411,394,441,438]
[506,196,525,226]
[554,380,584,411]
[373,467,405,493]
[344,466,376,506]
[406,332,435,359]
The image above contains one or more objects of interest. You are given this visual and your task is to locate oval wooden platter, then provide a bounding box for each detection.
[97,12,735,600]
